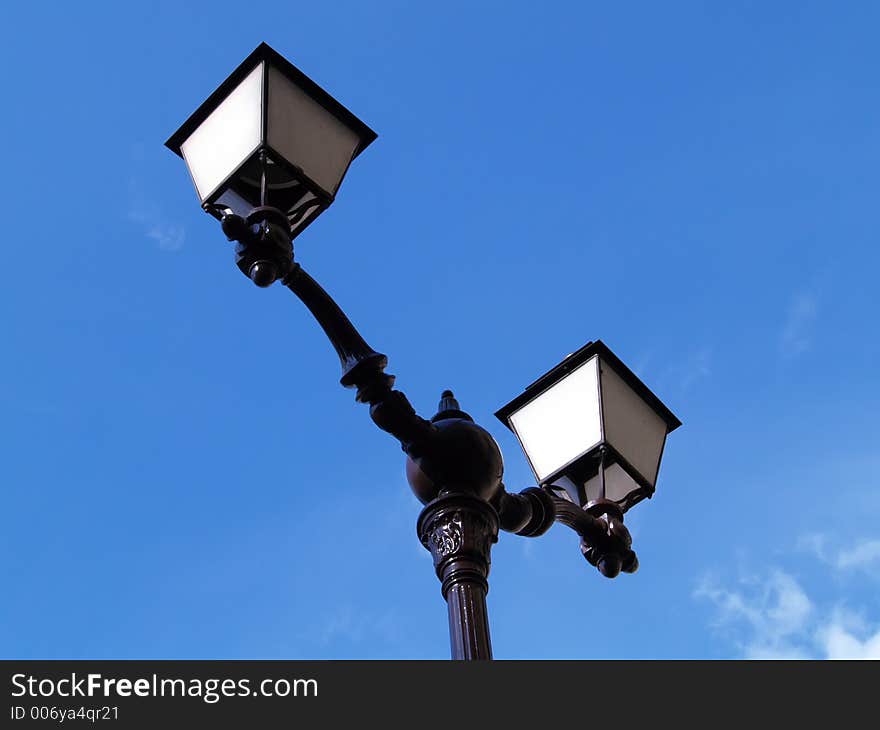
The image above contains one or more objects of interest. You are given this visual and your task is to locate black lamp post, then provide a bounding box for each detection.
[166,43,681,660]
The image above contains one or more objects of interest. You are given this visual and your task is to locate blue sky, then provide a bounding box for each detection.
[2,1,879,659]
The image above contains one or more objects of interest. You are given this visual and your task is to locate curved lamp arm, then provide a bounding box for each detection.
[283,263,390,397]
[281,263,435,454]
[220,206,436,455]
[494,485,639,578]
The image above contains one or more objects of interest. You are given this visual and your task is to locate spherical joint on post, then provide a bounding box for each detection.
[405,391,504,505]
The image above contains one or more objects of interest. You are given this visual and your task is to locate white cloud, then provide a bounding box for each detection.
[695,570,812,658]
[819,616,880,659]
[798,533,880,574]
[145,222,186,252]
[779,292,818,357]
[128,179,185,252]
[841,540,880,570]
[680,347,711,391]
[306,605,404,649]
[696,569,880,659]
[660,346,711,393]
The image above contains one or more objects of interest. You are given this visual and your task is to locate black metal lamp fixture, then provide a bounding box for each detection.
[166,43,376,286]
[166,43,681,659]
[496,341,681,577]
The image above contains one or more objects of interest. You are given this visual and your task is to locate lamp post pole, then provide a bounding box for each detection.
[419,492,497,660]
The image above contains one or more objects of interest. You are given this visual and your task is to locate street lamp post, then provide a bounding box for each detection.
[166,43,681,660]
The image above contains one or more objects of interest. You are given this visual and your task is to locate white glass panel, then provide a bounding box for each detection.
[551,476,581,505]
[181,63,264,201]
[290,200,322,237]
[509,357,602,482]
[599,360,667,488]
[266,65,361,196]
[584,462,640,504]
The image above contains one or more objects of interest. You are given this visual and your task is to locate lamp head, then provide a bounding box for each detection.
[166,42,376,240]
[496,340,681,515]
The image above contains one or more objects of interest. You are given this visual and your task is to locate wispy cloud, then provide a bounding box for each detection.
[659,346,711,394]
[679,347,712,391]
[694,570,812,658]
[305,605,405,649]
[695,568,880,659]
[779,292,818,357]
[818,608,880,659]
[128,179,185,252]
[798,533,880,575]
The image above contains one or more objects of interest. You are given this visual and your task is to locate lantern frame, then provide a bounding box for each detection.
[165,42,377,237]
[495,340,681,511]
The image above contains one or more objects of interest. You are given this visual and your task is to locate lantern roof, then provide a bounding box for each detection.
[165,42,377,159]
[495,340,681,432]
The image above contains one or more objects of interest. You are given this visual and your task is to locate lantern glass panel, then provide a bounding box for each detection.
[583,462,641,504]
[266,64,363,197]
[180,63,264,201]
[600,360,668,488]
[508,357,602,482]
